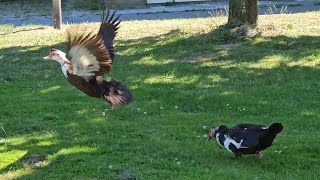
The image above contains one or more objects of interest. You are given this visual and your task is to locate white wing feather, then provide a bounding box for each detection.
[69,45,100,77]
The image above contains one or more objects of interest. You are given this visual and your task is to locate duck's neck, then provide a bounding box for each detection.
[56,56,71,77]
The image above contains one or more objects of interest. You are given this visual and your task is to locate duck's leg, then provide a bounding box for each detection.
[255,151,262,157]
[103,95,115,110]
[233,152,242,159]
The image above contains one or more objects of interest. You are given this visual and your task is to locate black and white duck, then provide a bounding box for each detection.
[208,123,283,158]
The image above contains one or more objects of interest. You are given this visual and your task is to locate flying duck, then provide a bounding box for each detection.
[208,123,283,158]
[43,3,132,109]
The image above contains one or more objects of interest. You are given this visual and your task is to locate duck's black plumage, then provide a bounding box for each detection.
[208,123,283,158]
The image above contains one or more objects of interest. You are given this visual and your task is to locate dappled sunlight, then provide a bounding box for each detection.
[40,85,61,94]
[118,44,152,57]
[144,74,199,85]
[0,147,98,179]
[131,56,174,66]
[35,139,59,147]
[154,36,181,46]
[288,57,320,68]
[52,146,97,157]
[207,74,228,83]
[5,136,39,147]
[118,47,136,57]
[301,110,320,118]
[0,149,35,180]
[0,149,28,170]
[181,55,214,63]
[200,61,235,68]
[89,116,111,124]
[4,133,58,148]
[248,55,289,69]
[218,91,240,96]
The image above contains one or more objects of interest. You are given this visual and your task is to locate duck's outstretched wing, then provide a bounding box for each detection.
[98,0,120,61]
[66,30,112,77]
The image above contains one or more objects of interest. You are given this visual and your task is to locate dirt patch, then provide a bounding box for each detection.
[27,155,44,165]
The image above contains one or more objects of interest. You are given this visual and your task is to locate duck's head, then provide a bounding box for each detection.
[43,48,67,63]
[207,125,227,142]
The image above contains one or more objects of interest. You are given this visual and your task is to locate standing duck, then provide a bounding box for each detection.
[207,123,283,158]
[43,4,132,109]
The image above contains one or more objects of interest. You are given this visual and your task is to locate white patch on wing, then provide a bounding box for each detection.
[69,45,100,77]
[223,135,248,153]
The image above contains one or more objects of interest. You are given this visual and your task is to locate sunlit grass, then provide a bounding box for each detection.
[0,12,320,179]
[0,150,28,169]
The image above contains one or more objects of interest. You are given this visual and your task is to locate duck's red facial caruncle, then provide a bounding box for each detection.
[207,128,215,142]
[43,48,66,62]
[43,52,55,60]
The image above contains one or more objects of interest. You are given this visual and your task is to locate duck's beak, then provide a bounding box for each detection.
[207,128,214,143]
[43,56,50,60]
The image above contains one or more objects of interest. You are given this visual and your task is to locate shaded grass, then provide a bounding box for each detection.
[0,12,320,179]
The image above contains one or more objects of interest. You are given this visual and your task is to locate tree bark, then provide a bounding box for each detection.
[228,0,245,28]
[245,0,258,26]
[228,0,258,28]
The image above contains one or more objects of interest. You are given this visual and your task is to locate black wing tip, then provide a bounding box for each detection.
[105,11,120,25]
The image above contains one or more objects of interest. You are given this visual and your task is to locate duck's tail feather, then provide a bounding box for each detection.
[258,123,283,150]
[268,123,283,134]
[102,79,133,107]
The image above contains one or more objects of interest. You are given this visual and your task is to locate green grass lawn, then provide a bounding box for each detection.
[1,12,320,179]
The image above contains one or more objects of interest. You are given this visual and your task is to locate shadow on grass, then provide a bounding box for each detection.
[0,27,320,179]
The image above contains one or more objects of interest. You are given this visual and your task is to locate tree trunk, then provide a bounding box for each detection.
[228,0,245,28]
[245,0,258,26]
[228,0,258,28]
